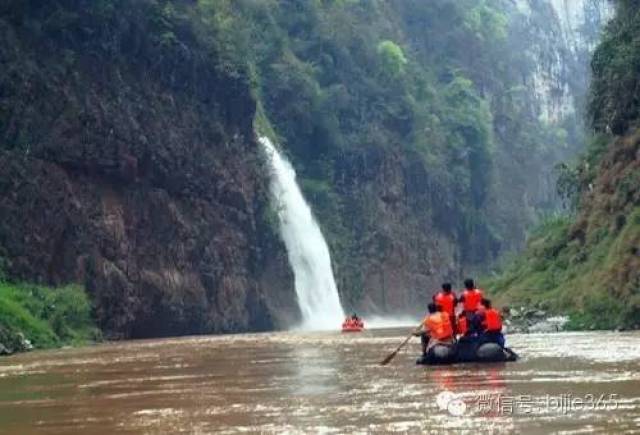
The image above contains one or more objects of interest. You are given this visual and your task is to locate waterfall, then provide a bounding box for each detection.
[259,136,345,330]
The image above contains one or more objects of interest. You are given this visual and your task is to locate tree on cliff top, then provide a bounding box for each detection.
[377,40,407,78]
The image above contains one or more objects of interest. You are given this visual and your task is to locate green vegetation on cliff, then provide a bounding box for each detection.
[197,0,592,310]
[590,0,640,135]
[488,204,640,330]
[0,0,612,332]
[0,276,100,353]
[488,0,640,330]
[0,0,294,339]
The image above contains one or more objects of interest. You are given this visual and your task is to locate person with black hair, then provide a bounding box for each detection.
[477,298,505,347]
[457,278,484,335]
[433,282,457,331]
[415,302,454,356]
[458,278,484,313]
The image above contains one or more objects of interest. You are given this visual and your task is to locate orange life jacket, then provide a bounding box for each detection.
[425,312,454,340]
[483,308,502,332]
[462,288,484,312]
[434,291,456,316]
[457,314,468,335]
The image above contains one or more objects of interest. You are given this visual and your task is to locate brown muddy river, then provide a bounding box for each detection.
[1,329,639,434]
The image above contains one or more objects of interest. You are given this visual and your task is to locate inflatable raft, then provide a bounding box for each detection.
[416,340,518,365]
[341,319,364,332]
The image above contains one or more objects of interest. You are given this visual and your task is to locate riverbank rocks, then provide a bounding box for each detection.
[17,333,34,351]
[503,306,569,333]
[0,328,34,355]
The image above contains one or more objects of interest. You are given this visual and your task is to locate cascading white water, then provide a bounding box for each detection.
[259,136,345,330]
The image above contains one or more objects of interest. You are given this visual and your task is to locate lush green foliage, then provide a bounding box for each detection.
[487,207,640,330]
[0,280,100,350]
[187,0,598,305]
[554,133,611,211]
[376,40,407,78]
[487,0,640,330]
[0,0,607,318]
[0,0,252,154]
[590,0,640,134]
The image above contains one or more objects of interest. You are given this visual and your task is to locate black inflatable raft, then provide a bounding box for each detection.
[416,340,518,365]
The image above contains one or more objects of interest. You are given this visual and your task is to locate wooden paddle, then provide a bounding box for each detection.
[380,325,422,366]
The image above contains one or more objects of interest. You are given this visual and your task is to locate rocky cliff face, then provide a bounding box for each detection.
[329,147,462,314]
[0,1,296,338]
[515,0,613,123]
[0,0,618,337]
[485,0,613,254]
[327,0,613,313]
[229,0,613,316]
[488,0,640,330]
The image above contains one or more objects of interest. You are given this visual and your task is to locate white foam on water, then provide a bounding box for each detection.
[260,136,345,331]
[364,316,420,329]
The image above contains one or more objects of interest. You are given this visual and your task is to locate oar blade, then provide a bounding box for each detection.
[380,350,397,366]
[380,327,420,366]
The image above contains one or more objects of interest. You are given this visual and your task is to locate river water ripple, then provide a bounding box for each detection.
[1,330,639,434]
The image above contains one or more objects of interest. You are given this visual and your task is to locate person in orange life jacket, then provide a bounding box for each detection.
[458,278,484,313]
[458,278,484,335]
[457,307,485,344]
[477,298,505,348]
[414,303,454,356]
[351,313,363,328]
[433,283,457,331]
[344,313,362,328]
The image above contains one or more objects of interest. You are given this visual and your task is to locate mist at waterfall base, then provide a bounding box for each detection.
[365,315,419,329]
[260,137,345,330]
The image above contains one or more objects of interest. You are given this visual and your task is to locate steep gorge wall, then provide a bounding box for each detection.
[0,1,297,338]
[237,0,612,315]
[519,0,613,123]
[486,0,613,254]
[488,0,640,329]
[0,0,616,336]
